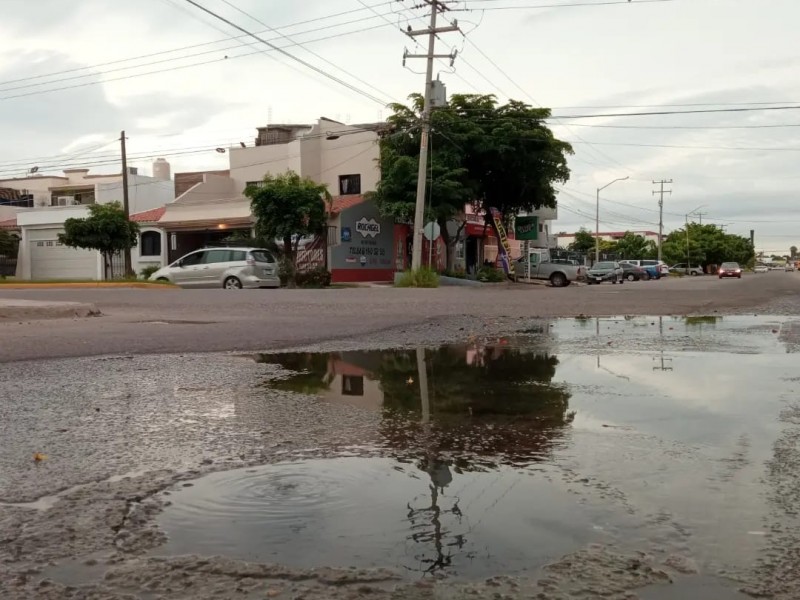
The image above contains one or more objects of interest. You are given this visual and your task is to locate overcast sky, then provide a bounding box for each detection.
[1,0,798,253]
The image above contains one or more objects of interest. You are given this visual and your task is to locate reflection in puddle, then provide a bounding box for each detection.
[158,457,620,578]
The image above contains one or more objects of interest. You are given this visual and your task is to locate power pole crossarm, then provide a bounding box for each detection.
[404,0,460,272]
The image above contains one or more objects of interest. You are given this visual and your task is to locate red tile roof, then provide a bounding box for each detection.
[0,217,17,229]
[327,194,367,215]
[130,206,166,223]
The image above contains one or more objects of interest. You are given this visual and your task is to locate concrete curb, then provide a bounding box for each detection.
[0,282,176,290]
[0,299,101,320]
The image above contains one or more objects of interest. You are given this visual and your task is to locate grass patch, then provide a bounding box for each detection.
[395,267,440,288]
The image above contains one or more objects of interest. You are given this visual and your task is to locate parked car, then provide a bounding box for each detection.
[150,247,280,289]
[587,261,624,284]
[620,261,658,280]
[670,263,704,276]
[516,250,584,287]
[620,262,647,281]
[718,262,742,279]
[786,263,796,272]
[754,265,769,273]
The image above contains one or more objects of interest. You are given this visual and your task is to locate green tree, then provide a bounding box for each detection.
[58,202,139,279]
[0,229,18,257]
[372,94,573,269]
[661,223,753,268]
[790,245,797,259]
[246,170,329,288]
[614,232,652,260]
[569,228,595,254]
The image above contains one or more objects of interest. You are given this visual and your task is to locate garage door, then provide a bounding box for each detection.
[29,239,98,280]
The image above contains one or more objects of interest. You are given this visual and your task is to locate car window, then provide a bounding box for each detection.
[229,250,246,262]
[180,251,205,267]
[203,249,232,264]
[721,262,739,268]
[250,250,275,264]
[641,260,657,266]
[595,262,614,269]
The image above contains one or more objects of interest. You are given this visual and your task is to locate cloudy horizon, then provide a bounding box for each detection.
[1,0,798,254]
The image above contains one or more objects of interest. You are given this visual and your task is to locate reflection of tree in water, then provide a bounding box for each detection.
[255,353,333,394]
[684,316,721,326]
[259,345,572,577]
[375,345,571,469]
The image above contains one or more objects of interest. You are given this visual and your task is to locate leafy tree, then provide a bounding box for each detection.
[246,170,329,288]
[789,246,797,259]
[58,202,139,279]
[372,93,573,269]
[661,223,753,268]
[0,229,18,257]
[615,232,654,260]
[568,228,595,254]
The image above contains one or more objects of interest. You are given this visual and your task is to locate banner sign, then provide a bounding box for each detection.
[514,216,538,241]
[489,207,514,277]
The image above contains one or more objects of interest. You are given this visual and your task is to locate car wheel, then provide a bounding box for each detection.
[642,272,650,281]
[626,274,636,282]
[692,271,699,276]
[223,276,243,289]
[550,272,568,288]
[156,277,169,283]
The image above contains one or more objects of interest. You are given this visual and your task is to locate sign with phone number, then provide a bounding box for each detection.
[349,247,386,256]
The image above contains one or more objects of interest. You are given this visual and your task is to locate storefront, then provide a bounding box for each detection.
[328,196,395,283]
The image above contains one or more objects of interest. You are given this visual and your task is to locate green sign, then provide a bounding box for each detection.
[514,216,538,241]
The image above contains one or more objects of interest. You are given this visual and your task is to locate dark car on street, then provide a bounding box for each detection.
[620,263,647,282]
[587,261,624,285]
[718,262,742,279]
[620,261,658,280]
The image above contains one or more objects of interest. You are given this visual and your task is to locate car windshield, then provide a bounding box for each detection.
[721,263,740,269]
[594,262,615,269]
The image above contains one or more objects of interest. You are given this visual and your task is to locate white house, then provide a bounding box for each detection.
[1,165,174,280]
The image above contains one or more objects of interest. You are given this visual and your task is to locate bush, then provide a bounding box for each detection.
[477,266,507,282]
[442,269,467,279]
[295,266,332,288]
[395,267,440,288]
[140,264,161,280]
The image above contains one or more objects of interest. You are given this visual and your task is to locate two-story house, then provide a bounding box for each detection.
[0,166,174,279]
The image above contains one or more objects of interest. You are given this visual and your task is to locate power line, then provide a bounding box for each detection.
[216,0,394,105]
[181,0,391,106]
[557,122,800,130]
[456,0,676,11]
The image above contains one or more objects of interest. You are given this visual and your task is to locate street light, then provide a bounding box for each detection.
[595,176,629,263]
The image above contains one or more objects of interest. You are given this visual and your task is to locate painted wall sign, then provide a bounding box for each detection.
[356,217,380,238]
[514,216,539,241]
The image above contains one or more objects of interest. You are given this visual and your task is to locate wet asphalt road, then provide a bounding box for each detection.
[0,271,798,363]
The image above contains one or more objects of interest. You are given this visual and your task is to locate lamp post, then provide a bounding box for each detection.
[595,176,629,263]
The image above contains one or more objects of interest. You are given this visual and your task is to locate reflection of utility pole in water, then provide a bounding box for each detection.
[406,347,464,574]
[653,316,673,371]
[595,318,630,380]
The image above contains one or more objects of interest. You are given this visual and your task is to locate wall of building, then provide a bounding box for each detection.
[330,201,394,282]
[229,141,302,193]
[96,174,175,214]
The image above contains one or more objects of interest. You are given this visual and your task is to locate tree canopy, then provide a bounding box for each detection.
[568,228,595,254]
[372,93,573,267]
[0,229,18,257]
[58,202,139,279]
[614,232,657,260]
[661,223,754,267]
[246,170,329,286]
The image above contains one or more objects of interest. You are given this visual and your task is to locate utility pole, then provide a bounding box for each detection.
[404,1,459,271]
[695,211,708,226]
[120,131,133,278]
[652,179,672,263]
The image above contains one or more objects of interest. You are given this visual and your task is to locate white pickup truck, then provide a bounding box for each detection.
[514,249,585,287]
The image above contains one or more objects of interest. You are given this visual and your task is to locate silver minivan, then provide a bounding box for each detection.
[149,247,280,289]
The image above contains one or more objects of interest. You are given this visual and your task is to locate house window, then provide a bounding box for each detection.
[338,174,361,195]
[140,231,161,257]
[246,181,265,189]
[455,241,465,260]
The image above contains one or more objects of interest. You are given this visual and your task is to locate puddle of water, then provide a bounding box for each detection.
[158,457,623,578]
[154,316,799,582]
[640,575,749,600]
